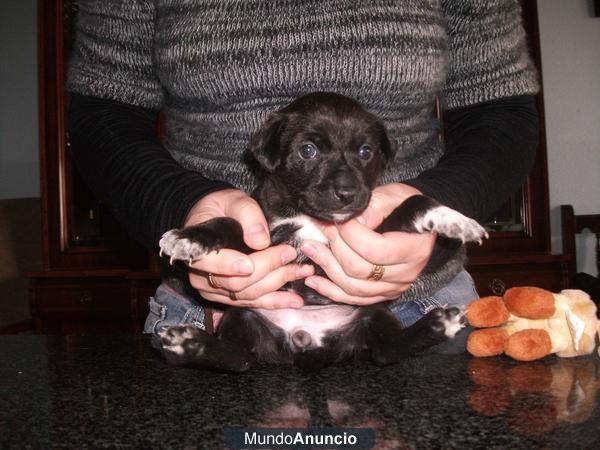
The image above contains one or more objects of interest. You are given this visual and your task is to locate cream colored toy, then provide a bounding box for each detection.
[466,287,600,361]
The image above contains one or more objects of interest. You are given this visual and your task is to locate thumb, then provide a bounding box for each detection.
[227,195,271,250]
[358,183,423,229]
[356,192,391,230]
[356,206,385,230]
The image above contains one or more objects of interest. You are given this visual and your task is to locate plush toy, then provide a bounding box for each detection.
[466,287,600,361]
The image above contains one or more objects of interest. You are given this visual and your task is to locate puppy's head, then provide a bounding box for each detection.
[249,92,395,222]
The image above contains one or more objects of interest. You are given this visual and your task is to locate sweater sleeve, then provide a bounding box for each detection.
[67,0,164,109]
[404,95,539,222]
[441,0,539,108]
[67,94,233,250]
[66,1,234,250]
[403,1,541,221]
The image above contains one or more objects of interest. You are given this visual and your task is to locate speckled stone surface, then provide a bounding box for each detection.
[1,335,600,449]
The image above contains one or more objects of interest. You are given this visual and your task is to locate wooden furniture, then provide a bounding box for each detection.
[29,0,159,334]
[464,0,570,296]
[30,0,569,334]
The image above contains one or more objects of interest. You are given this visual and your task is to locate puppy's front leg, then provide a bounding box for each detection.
[159,217,251,264]
[376,195,487,244]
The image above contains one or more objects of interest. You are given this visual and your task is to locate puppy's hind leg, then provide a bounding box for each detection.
[365,305,466,365]
[156,324,253,372]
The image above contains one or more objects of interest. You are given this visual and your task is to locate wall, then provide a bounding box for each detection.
[0,0,39,200]
[537,0,600,275]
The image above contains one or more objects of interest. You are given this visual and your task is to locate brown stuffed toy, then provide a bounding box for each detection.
[466,287,599,361]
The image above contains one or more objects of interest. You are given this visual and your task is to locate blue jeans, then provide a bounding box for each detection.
[144,270,478,354]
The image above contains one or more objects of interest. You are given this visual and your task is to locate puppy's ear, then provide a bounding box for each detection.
[376,121,395,166]
[248,112,287,173]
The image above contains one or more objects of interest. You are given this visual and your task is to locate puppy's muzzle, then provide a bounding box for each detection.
[332,172,360,205]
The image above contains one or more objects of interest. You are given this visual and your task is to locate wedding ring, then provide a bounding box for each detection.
[207,272,222,289]
[368,264,385,281]
[208,272,238,300]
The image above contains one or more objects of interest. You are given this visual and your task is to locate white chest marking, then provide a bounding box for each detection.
[254,305,358,347]
[270,215,329,245]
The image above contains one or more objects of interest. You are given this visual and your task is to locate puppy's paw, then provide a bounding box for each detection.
[415,306,467,344]
[415,206,488,244]
[156,324,253,372]
[158,324,206,359]
[159,229,209,265]
[158,217,246,264]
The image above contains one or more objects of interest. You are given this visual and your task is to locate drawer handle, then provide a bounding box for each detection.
[489,279,506,296]
[80,290,93,304]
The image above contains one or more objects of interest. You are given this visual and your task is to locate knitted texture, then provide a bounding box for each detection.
[67,0,539,301]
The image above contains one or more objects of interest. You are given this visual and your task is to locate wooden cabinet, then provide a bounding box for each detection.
[30,0,567,334]
[464,0,569,296]
[30,0,159,334]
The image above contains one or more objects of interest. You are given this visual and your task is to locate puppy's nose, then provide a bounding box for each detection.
[291,329,312,349]
[333,178,358,205]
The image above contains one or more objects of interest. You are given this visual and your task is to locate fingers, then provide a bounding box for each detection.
[189,244,315,306]
[301,241,414,298]
[211,245,298,291]
[319,225,378,279]
[188,248,256,276]
[357,183,423,229]
[334,219,436,266]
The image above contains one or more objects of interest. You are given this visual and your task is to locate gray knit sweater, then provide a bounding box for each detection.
[67,0,539,301]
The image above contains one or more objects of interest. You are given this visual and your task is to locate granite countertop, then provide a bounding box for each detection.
[1,335,600,449]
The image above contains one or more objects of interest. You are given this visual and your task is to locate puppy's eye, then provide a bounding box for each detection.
[358,145,373,160]
[299,143,319,159]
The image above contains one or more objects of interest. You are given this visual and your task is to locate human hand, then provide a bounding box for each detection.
[300,183,436,305]
[183,189,313,308]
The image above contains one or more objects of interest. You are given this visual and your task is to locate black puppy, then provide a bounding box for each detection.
[157,92,486,372]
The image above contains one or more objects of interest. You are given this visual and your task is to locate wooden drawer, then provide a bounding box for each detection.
[467,255,569,297]
[32,277,131,314]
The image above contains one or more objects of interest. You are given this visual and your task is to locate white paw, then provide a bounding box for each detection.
[158,325,203,356]
[415,206,488,244]
[158,229,208,264]
[440,306,466,339]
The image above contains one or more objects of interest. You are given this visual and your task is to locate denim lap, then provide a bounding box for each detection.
[389,270,479,328]
[143,283,206,336]
[144,270,479,354]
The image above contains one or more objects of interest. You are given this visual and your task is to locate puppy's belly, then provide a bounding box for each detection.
[253,305,358,347]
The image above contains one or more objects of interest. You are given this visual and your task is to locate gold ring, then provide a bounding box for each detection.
[368,264,385,281]
[207,272,222,289]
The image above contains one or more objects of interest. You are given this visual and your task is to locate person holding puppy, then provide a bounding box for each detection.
[67,0,539,351]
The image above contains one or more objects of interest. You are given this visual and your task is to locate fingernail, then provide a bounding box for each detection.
[248,224,269,244]
[233,259,253,275]
[301,243,318,258]
[356,215,366,225]
[281,247,297,264]
[295,265,314,277]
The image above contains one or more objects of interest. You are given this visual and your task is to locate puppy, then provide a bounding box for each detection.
[157,92,486,372]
